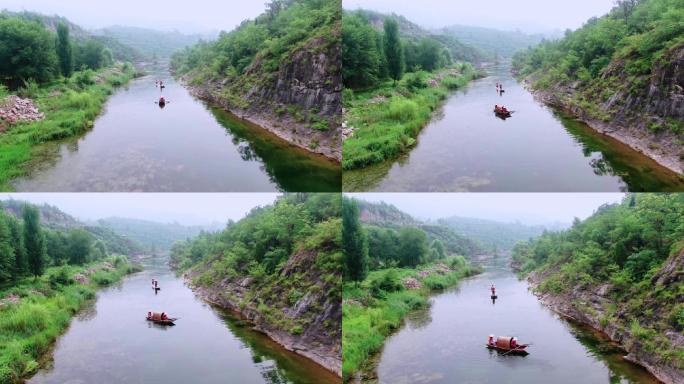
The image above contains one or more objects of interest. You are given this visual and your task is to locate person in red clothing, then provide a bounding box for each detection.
[491,284,496,296]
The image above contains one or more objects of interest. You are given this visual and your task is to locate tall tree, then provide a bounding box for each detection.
[343,198,368,281]
[398,227,428,267]
[68,230,93,265]
[8,216,27,278]
[0,17,59,86]
[23,205,46,278]
[383,17,404,82]
[0,215,15,284]
[56,23,73,78]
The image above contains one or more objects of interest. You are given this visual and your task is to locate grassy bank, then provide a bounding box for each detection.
[0,63,140,190]
[342,257,481,381]
[0,256,142,383]
[342,63,483,170]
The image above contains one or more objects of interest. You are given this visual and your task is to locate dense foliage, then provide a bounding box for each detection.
[342,198,368,281]
[0,13,118,87]
[512,0,684,133]
[513,194,684,367]
[170,193,342,343]
[441,24,549,59]
[342,11,461,89]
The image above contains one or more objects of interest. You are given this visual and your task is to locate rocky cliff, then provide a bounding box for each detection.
[182,34,342,162]
[186,247,342,377]
[528,248,684,384]
[525,41,684,175]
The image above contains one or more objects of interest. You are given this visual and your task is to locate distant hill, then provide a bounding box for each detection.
[98,217,216,252]
[358,9,485,63]
[1,200,142,256]
[438,216,548,250]
[95,26,205,58]
[439,24,549,59]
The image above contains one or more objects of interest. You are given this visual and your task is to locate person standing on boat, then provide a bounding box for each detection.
[488,335,495,346]
[491,284,496,296]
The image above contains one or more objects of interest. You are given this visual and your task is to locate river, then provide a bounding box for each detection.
[27,258,340,384]
[12,64,340,192]
[343,63,684,192]
[374,265,659,384]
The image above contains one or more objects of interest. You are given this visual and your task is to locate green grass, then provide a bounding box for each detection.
[0,256,141,383]
[342,63,483,170]
[0,63,139,190]
[342,260,481,381]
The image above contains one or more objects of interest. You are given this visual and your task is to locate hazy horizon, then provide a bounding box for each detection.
[344,0,617,34]
[1,193,280,226]
[345,193,625,226]
[1,0,268,34]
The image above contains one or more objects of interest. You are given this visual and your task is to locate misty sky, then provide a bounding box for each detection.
[2,193,279,226]
[344,0,617,33]
[2,0,268,33]
[345,193,625,225]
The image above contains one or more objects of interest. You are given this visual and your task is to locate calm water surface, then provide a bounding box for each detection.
[27,260,340,384]
[343,63,684,192]
[376,267,659,384]
[13,65,340,192]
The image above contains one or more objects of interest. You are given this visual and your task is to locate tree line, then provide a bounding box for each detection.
[343,198,458,282]
[342,11,455,89]
[0,203,108,285]
[0,14,115,88]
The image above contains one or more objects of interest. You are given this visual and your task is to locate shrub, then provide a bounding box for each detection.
[366,269,403,298]
[47,267,74,288]
[385,98,418,121]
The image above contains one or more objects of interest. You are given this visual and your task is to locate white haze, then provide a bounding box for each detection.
[344,0,617,34]
[345,193,625,226]
[1,193,280,226]
[1,0,268,33]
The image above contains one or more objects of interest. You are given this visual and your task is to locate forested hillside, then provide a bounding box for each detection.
[170,193,342,375]
[439,216,548,250]
[355,200,484,263]
[98,217,212,252]
[342,197,482,380]
[512,0,684,174]
[171,0,342,161]
[513,194,684,383]
[342,9,484,169]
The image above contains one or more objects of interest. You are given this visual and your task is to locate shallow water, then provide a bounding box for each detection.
[375,266,659,384]
[13,65,341,192]
[343,63,684,192]
[27,260,340,384]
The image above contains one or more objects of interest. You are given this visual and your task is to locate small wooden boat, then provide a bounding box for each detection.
[486,336,529,355]
[491,295,498,299]
[152,286,161,290]
[494,107,511,117]
[146,312,176,325]
[486,344,529,355]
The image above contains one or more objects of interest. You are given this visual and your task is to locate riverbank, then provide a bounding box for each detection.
[342,259,481,382]
[0,256,142,383]
[342,64,483,170]
[523,79,684,176]
[526,250,684,384]
[179,74,342,163]
[181,238,342,377]
[0,63,141,190]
